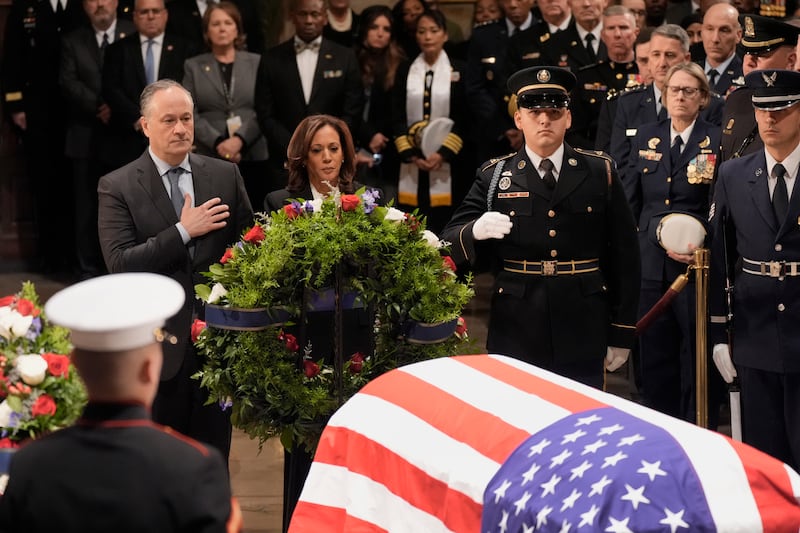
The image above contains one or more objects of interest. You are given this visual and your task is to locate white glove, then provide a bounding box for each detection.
[712,343,737,383]
[472,212,512,241]
[605,346,630,372]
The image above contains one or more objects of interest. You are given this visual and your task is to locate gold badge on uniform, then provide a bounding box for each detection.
[725,118,735,130]
[699,136,711,148]
[537,69,551,83]
[744,16,755,37]
[518,160,526,169]
[648,137,661,149]
[498,176,512,190]
[687,154,716,184]
[568,158,577,166]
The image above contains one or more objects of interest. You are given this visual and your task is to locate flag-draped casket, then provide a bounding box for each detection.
[289,355,800,532]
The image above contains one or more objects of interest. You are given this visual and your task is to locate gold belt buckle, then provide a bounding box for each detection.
[769,261,784,278]
[542,260,557,276]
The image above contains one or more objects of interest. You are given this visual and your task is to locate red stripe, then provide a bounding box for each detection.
[289,501,389,533]
[360,367,531,463]
[728,439,800,532]
[454,355,608,413]
[312,425,483,532]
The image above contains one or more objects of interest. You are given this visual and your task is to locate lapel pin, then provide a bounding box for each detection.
[568,158,577,166]
[518,160,526,170]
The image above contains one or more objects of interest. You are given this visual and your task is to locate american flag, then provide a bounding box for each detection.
[289,355,800,532]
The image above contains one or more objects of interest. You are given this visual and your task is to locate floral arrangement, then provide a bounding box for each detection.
[0,283,87,447]
[194,189,475,452]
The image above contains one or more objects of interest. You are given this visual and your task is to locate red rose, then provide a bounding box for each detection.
[349,352,365,374]
[283,204,300,220]
[0,438,17,449]
[0,296,14,307]
[243,224,266,244]
[31,394,57,417]
[455,316,468,338]
[303,359,320,378]
[443,256,457,272]
[283,333,299,352]
[341,194,360,212]
[42,353,70,378]
[191,319,207,343]
[15,298,39,316]
[220,248,234,264]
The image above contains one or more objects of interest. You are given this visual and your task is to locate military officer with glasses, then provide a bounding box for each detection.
[442,66,640,388]
[710,69,800,470]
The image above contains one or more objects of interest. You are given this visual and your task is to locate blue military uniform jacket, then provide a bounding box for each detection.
[441,145,640,365]
[624,119,720,282]
[710,151,800,373]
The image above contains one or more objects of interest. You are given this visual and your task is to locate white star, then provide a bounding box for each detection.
[660,508,690,533]
[536,505,553,529]
[522,524,535,533]
[521,462,541,485]
[576,414,602,426]
[621,484,651,510]
[589,475,612,497]
[529,438,552,457]
[498,509,509,533]
[638,460,668,481]
[578,504,600,527]
[559,519,572,533]
[560,488,582,511]
[605,516,634,533]
[550,449,573,468]
[513,491,533,516]
[598,423,624,436]
[570,460,593,481]
[493,479,512,503]
[618,433,645,447]
[582,439,608,455]
[540,473,562,497]
[562,428,587,444]
[602,451,628,468]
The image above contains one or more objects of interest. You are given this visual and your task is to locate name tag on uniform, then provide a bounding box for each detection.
[626,128,637,137]
[498,192,530,199]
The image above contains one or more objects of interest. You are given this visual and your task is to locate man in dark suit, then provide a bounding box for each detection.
[710,69,800,470]
[540,0,608,71]
[166,0,263,53]
[2,0,87,273]
[102,0,197,170]
[0,273,238,532]
[441,66,640,388]
[98,79,254,459]
[699,3,744,96]
[465,0,534,165]
[61,0,135,280]
[254,0,363,194]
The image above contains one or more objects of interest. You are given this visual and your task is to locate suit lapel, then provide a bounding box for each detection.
[748,153,777,232]
[202,56,227,101]
[189,154,214,261]
[131,36,147,88]
[778,164,800,239]
[552,145,588,205]
[81,27,101,64]
[136,152,178,225]
[309,39,332,104]
[675,121,708,170]
[642,86,657,123]
[513,151,550,200]
[282,42,306,108]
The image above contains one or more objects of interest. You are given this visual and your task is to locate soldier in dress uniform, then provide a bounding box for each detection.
[0,273,240,532]
[720,15,800,162]
[710,69,800,470]
[441,66,640,388]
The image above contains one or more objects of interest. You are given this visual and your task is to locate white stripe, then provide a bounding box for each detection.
[327,393,500,503]
[399,357,572,434]
[298,462,456,533]
[785,464,800,501]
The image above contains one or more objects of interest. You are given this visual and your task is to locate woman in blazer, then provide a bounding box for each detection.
[182,1,267,209]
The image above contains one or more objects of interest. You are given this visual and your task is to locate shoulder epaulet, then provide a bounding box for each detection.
[577,61,600,72]
[481,152,515,172]
[574,147,613,162]
[574,148,615,186]
[612,83,647,100]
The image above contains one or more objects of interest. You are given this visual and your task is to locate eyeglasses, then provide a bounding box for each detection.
[665,85,703,97]
[136,7,165,16]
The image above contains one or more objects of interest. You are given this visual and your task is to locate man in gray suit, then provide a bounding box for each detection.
[98,79,253,460]
[61,0,135,280]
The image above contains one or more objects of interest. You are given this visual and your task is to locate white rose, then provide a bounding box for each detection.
[208,283,228,304]
[383,207,406,223]
[309,199,323,214]
[16,354,48,386]
[0,307,33,342]
[422,230,441,248]
[0,401,13,428]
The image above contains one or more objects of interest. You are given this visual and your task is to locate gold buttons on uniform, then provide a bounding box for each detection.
[778,303,786,312]
[509,210,516,217]
[498,287,504,294]
[666,177,671,182]
[775,244,783,251]
[548,209,556,218]
[590,98,596,104]
[549,229,556,237]
[587,206,592,213]
[550,250,558,257]
[664,199,670,206]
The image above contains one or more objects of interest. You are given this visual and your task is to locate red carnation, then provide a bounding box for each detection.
[31,394,57,417]
[443,256,457,272]
[303,359,320,378]
[283,204,300,220]
[15,298,39,317]
[349,352,365,374]
[243,224,266,244]
[42,353,70,378]
[220,248,234,264]
[0,296,14,308]
[191,319,207,343]
[341,194,360,212]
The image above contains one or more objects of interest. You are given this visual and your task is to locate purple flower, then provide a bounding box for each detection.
[6,412,20,429]
[361,189,379,214]
[290,200,303,213]
[24,316,42,341]
[219,397,233,411]
[304,200,315,213]
[235,241,245,251]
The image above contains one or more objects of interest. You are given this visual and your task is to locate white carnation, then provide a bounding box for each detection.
[208,283,228,304]
[383,207,406,223]
[422,230,441,248]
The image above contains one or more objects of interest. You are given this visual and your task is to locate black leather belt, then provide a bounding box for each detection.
[743,258,800,278]
[503,258,600,276]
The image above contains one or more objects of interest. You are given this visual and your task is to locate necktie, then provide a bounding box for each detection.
[145,39,156,85]
[540,158,556,190]
[773,163,788,223]
[670,135,683,167]
[657,100,668,121]
[294,40,320,53]
[511,25,520,37]
[168,168,184,217]
[584,33,597,63]
[100,32,109,64]
[707,68,719,90]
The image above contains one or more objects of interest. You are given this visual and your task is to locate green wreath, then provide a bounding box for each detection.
[193,188,474,452]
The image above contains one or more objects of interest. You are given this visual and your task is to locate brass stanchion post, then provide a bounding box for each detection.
[694,248,710,428]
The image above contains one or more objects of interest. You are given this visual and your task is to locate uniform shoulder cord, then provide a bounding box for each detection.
[486,159,506,211]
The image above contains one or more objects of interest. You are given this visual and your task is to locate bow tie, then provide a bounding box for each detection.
[294,40,320,54]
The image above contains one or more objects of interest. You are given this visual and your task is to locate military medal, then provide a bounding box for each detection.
[687,154,716,184]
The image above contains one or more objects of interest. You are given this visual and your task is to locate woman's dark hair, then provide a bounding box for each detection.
[202,1,246,50]
[416,8,447,33]
[357,5,406,90]
[286,115,357,194]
